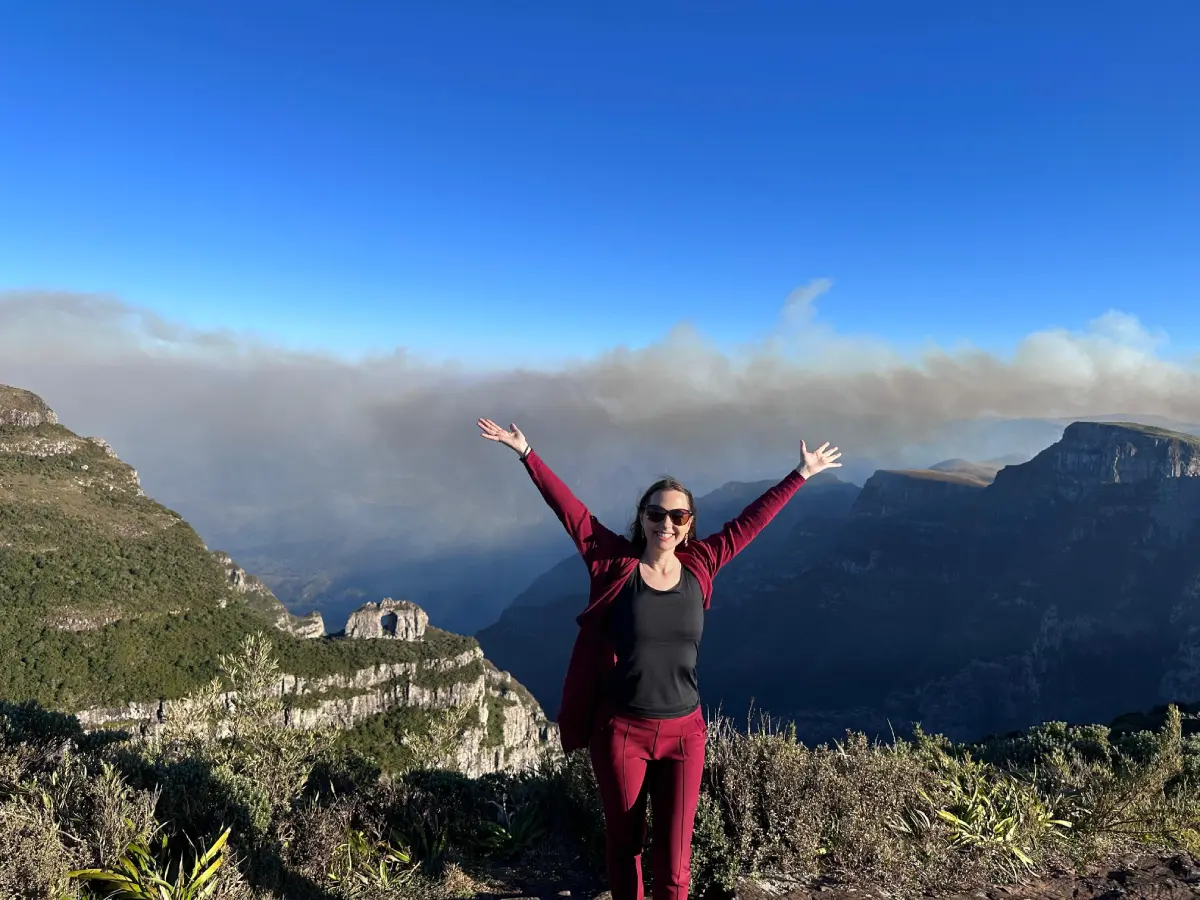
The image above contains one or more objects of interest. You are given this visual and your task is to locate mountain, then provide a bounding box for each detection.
[477,420,1200,744]
[927,454,1027,483]
[0,384,554,775]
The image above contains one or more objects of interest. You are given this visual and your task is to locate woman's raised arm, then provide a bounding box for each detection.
[477,418,618,571]
[696,439,841,573]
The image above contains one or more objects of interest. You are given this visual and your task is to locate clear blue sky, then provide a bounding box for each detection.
[2,1,1198,362]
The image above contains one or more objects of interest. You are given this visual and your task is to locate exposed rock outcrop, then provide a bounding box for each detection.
[43,610,123,632]
[215,550,278,599]
[346,597,428,640]
[213,551,326,638]
[74,645,559,778]
[0,385,58,427]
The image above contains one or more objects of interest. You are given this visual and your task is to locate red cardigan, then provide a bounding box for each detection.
[520,449,808,752]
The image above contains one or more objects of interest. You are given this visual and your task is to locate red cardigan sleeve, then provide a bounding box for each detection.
[521,449,619,576]
[693,468,807,574]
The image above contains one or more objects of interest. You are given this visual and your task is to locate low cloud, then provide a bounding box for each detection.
[3,285,1199,622]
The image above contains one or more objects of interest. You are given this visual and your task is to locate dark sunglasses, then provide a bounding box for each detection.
[643,505,693,526]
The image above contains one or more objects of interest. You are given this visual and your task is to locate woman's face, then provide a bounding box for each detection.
[641,488,693,552]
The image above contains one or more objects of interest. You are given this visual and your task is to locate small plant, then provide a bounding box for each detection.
[69,826,232,899]
[923,753,1071,875]
[400,703,474,772]
[392,802,451,873]
[475,797,547,859]
[327,826,416,890]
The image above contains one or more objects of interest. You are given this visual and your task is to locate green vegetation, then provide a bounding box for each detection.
[0,418,480,712]
[273,627,477,679]
[0,602,478,709]
[483,695,517,750]
[2,632,1198,900]
[410,657,485,690]
[336,703,478,778]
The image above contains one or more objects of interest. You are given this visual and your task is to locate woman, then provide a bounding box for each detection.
[477,418,842,900]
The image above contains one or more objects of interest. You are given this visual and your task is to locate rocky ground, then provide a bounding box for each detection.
[473,853,1200,900]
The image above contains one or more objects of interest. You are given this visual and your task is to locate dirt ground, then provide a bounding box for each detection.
[474,852,1200,900]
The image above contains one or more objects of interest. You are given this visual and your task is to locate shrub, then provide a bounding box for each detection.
[0,795,77,899]
[2,638,1198,900]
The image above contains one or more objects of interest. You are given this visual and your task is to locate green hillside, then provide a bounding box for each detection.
[0,394,475,710]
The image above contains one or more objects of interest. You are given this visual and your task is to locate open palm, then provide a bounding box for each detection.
[477,418,530,456]
[799,440,842,477]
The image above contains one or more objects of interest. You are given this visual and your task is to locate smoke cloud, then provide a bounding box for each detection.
[3,286,1198,628]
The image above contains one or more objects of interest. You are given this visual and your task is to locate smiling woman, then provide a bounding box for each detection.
[475,415,841,900]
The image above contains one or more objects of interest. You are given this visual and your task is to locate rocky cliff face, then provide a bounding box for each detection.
[992,421,1200,501]
[704,420,1200,743]
[0,385,58,427]
[480,420,1200,745]
[213,551,326,638]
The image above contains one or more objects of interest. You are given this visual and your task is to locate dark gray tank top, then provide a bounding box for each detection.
[608,563,706,718]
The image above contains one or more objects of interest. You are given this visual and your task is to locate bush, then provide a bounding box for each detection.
[1,634,1198,900]
[0,795,77,899]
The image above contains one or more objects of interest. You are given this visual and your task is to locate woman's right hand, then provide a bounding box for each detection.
[477,418,530,456]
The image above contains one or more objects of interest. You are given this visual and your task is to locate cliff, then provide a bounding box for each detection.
[851,468,988,518]
[992,421,1200,500]
[0,384,555,776]
[715,420,1200,742]
[0,385,58,427]
[928,457,1012,482]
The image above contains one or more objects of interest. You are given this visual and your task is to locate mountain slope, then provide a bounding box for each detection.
[0,385,555,774]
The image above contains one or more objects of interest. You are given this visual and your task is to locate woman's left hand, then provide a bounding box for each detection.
[797,440,842,478]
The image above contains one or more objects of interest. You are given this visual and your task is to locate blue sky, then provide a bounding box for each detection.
[2,1,1198,363]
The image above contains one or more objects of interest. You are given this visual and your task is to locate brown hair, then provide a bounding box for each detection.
[627,476,697,549]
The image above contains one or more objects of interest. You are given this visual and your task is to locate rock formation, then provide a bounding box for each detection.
[0,385,58,427]
[345,597,428,640]
[213,551,326,638]
[992,421,1200,501]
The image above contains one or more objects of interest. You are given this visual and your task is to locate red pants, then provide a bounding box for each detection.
[589,706,707,900]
